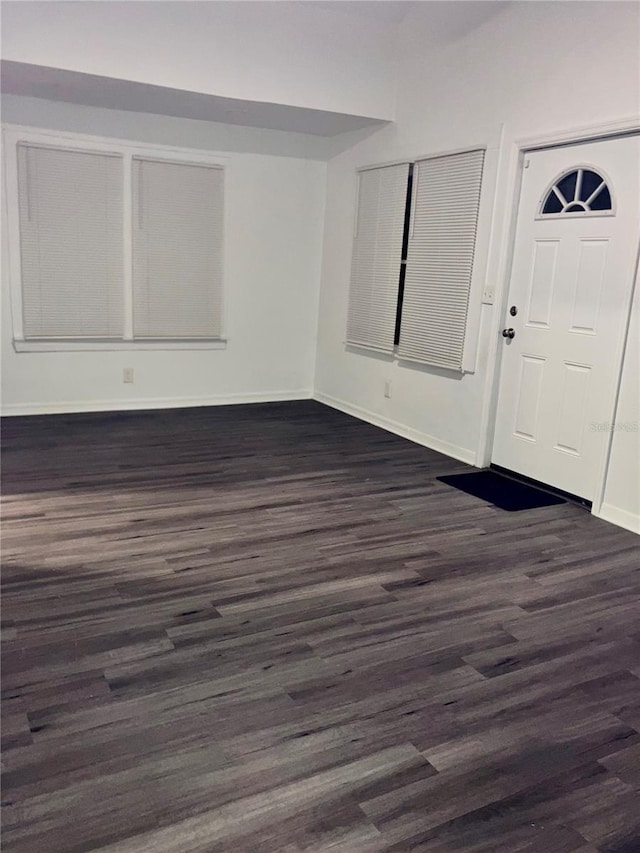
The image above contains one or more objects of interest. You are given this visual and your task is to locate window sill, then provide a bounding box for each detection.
[13,338,228,353]
[344,340,471,374]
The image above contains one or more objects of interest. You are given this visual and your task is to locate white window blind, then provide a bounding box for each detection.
[132,157,224,339]
[17,144,124,338]
[398,149,485,370]
[346,163,410,353]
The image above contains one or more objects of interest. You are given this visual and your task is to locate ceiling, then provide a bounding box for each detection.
[307,1,418,25]
[307,1,509,33]
[1,2,510,138]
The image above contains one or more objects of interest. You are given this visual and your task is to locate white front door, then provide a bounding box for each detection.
[492,135,640,501]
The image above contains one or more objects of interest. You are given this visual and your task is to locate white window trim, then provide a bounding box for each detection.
[2,124,230,351]
[13,339,228,353]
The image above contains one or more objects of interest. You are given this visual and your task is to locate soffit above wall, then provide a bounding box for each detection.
[0,61,390,138]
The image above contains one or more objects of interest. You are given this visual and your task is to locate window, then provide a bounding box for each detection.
[17,144,124,338]
[347,163,411,353]
[8,131,225,349]
[540,167,613,216]
[346,149,485,371]
[132,158,224,339]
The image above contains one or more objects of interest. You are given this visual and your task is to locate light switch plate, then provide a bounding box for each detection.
[482,286,495,305]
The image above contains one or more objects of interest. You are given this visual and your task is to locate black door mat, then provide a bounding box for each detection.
[437,470,567,512]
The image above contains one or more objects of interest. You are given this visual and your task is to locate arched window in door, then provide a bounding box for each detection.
[540,167,613,216]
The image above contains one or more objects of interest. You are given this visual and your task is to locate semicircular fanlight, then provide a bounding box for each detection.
[541,168,612,215]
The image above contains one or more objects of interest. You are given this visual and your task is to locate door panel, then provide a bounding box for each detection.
[514,356,545,441]
[527,241,558,327]
[569,239,607,333]
[554,362,590,455]
[493,135,639,501]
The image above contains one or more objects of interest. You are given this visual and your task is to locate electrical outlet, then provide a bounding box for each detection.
[384,381,392,399]
[482,285,495,305]
[123,367,134,384]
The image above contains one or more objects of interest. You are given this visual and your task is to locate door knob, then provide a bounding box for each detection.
[502,328,515,339]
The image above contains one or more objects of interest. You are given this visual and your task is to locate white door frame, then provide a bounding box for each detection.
[477,115,640,519]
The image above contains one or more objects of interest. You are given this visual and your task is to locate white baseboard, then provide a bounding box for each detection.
[594,502,640,535]
[0,389,312,417]
[313,391,477,465]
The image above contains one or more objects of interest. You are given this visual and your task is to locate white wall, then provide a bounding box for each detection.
[601,285,640,533]
[314,0,640,524]
[0,1,397,120]
[1,98,327,414]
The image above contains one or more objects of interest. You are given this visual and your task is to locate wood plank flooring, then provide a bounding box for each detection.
[1,400,639,853]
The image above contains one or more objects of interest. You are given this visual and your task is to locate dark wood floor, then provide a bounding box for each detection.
[1,401,639,853]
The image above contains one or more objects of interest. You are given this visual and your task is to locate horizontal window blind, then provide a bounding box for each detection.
[346,163,410,353]
[398,149,485,370]
[132,158,224,339]
[17,144,124,338]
